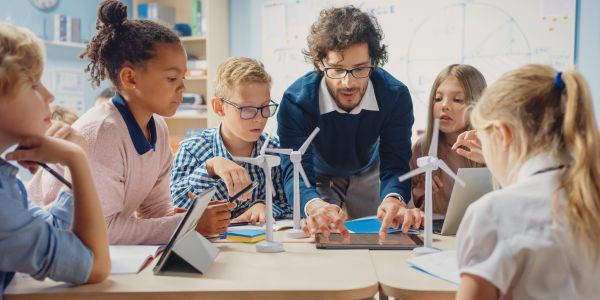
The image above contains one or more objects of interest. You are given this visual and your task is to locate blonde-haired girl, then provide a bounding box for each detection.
[410,64,486,214]
[456,64,600,299]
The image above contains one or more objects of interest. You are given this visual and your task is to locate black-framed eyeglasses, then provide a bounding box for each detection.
[321,60,375,79]
[220,98,279,120]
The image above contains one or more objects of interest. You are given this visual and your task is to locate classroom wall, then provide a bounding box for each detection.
[229,0,600,127]
[0,0,133,113]
[576,0,600,122]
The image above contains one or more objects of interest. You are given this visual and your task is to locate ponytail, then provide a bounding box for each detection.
[559,70,600,257]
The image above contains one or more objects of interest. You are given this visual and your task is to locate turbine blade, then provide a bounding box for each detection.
[438,160,466,187]
[260,132,271,155]
[297,164,311,187]
[398,167,428,182]
[299,127,320,154]
[428,119,440,157]
[266,148,293,155]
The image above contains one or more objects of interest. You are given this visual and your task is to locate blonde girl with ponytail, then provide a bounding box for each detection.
[455,64,600,300]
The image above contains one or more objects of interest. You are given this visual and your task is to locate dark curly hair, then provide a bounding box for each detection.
[302,6,388,71]
[81,0,180,87]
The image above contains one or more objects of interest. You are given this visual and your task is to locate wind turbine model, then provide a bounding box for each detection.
[266,127,320,239]
[398,119,465,255]
[232,131,284,253]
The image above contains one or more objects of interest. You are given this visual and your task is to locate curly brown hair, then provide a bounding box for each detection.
[302,6,388,71]
[80,0,180,87]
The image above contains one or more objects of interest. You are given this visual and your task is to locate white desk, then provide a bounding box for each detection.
[370,235,458,300]
[5,242,379,300]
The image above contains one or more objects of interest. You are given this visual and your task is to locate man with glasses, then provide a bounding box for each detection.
[170,57,291,225]
[277,6,423,240]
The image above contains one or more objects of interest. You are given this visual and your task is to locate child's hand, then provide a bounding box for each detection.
[206,157,252,201]
[46,121,88,154]
[195,200,236,236]
[231,202,266,225]
[452,130,485,164]
[6,136,85,171]
[412,174,443,199]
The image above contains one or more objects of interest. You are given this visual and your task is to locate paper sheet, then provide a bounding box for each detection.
[109,245,160,275]
[406,250,460,284]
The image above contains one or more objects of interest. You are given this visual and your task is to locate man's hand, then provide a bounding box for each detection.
[301,199,349,239]
[377,196,424,240]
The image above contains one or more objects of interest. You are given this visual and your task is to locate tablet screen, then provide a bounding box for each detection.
[153,188,215,273]
[315,233,423,250]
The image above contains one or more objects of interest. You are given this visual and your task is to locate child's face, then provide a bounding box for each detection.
[133,42,187,117]
[0,80,53,141]
[221,82,271,143]
[433,76,469,135]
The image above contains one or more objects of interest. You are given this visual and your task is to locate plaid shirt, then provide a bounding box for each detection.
[170,127,292,219]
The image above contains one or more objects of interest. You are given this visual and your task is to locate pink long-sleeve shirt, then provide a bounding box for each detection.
[30,96,183,244]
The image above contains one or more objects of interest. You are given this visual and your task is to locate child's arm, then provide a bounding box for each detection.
[137,149,177,219]
[456,274,499,300]
[170,139,220,208]
[26,187,73,230]
[6,136,110,283]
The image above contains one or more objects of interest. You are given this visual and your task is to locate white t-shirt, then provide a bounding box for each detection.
[457,153,600,300]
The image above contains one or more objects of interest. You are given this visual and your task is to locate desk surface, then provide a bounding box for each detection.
[5,242,378,300]
[371,235,458,300]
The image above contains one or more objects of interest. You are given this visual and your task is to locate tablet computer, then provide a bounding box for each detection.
[153,188,216,275]
[315,233,423,250]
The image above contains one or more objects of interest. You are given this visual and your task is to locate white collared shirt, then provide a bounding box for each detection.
[457,153,600,299]
[318,77,379,115]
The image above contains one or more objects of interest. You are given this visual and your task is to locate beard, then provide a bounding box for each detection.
[332,85,367,112]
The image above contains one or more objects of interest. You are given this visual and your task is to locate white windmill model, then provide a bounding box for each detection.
[232,131,285,253]
[266,127,320,239]
[398,119,465,255]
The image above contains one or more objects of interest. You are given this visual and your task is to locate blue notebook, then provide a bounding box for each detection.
[227,229,266,237]
[344,216,419,234]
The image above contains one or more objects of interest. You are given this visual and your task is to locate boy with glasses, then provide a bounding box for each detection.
[170,57,291,224]
[278,6,423,240]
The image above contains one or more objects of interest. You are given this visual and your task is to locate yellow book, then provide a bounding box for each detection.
[226,229,266,243]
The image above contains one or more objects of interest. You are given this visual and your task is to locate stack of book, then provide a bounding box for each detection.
[226,229,266,243]
[45,14,81,43]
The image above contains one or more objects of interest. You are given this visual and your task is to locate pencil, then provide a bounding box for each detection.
[37,162,72,189]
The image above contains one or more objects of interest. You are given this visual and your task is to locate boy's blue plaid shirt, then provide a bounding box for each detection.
[170,127,292,219]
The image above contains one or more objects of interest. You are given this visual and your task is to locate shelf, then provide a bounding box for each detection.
[180,36,207,43]
[44,40,86,49]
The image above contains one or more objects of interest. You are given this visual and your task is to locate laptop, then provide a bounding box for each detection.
[433,168,493,236]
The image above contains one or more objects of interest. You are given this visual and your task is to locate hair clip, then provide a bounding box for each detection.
[553,72,565,92]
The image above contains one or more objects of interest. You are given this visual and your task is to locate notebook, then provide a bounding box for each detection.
[345,216,419,234]
[110,245,162,274]
[406,250,460,284]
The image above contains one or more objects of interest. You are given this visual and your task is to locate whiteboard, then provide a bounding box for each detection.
[262,0,576,133]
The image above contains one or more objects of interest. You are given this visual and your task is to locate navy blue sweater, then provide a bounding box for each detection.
[277,68,414,216]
